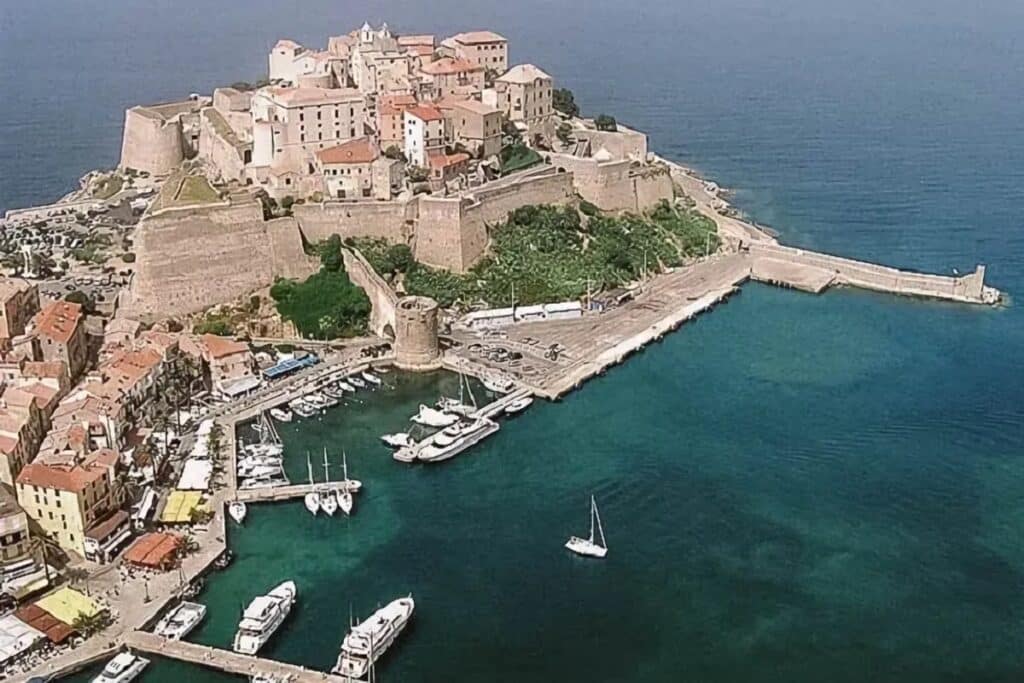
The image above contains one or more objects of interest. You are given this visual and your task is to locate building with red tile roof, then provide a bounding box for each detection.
[442,31,508,73]
[419,58,486,100]
[31,302,86,379]
[0,278,40,343]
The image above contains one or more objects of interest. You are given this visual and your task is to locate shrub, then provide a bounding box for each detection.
[579,200,599,217]
[594,114,618,132]
[122,252,136,263]
[270,269,370,339]
[553,88,580,117]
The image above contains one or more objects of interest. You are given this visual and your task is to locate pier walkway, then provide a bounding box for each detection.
[237,479,360,504]
[124,630,347,682]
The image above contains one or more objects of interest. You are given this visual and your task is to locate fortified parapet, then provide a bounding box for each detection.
[120,106,185,176]
[394,296,441,369]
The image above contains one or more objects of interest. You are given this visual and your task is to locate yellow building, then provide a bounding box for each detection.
[14,449,120,558]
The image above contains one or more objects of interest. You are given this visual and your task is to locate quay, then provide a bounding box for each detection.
[236,480,360,504]
[124,630,348,682]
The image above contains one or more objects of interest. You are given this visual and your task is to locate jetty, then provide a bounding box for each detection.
[236,479,360,504]
[124,630,348,682]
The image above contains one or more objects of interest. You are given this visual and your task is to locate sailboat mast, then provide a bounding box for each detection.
[323,448,331,483]
[306,452,314,485]
[589,496,596,543]
[593,497,606,549]
[342,450,349,483]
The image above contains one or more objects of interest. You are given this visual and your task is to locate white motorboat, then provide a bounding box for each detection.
[482,376,514,394]
[381,432,414,448]
[228,501,247,525]
[418,419,499,463]
[238,464,283,480]
[565,495,608,559]
[337,380,356,393]
[323,385,346,400]
[92,651,150,683]
[504,396,534,415]
[233,581,297,654]
[349,376,367,389]
[337,451,354,515]
[393,446,417,463]
[154,601,207,640]
[290,399,317,418]
[437,397,475,417]
[333,596,415,679]
[305,393,329,409]
[361,371,381,385]
[269,407,292,422]
[411,404,458,428]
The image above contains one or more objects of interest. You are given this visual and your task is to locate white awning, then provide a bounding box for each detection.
[177,459,213,491]
[0,613,44,664]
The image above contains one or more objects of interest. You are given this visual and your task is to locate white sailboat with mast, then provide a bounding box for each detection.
[319,450,338,516]
[565,495,608,558]
[304,452,319,516]
[336,450,354,515]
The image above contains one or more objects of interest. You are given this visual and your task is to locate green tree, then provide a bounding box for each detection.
[385,244,414,273]
[383,145,406,161]
[64,290,95,313]
[594,114,618,132]
[553,88,580,117]
[72,611,111,637]
[318,234,343,272]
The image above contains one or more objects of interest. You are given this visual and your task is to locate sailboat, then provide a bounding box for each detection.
[438,372,477,417]
[319,450,338,516]
[565,496,608,558]
[337,451,354,515]
[304,453,319,516]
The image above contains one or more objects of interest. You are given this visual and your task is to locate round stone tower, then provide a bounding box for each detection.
[394,296,441,369]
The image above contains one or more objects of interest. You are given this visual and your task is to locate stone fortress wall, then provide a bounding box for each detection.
[125,196,317,320]
[120,100,206,176]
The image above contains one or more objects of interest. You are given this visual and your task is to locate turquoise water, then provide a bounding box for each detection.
[9,0,1024,680]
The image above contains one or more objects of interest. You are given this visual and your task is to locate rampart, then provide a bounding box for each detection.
[197,109,247,183]
[120,107,184,176]
[549,153,672,212]
[126,197,316,319]
[341,248,398,336]
[293,200,413,245]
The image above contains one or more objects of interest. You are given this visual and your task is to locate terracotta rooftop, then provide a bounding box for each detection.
[34,301,82,345]
[85,509,129,541]
[0,277,34,300]
[316,137,379,165]
[406,104,445,122]
[429,152,471,170]
[200,334,249,360]
[1,386,38,413]
[451,30,507,45]
[265,86,363,107]
[17,448,118,493]
[23,360,66,380]
[378,94,418,115]
[398,34,435,47]
[274,39,302,50]
[438,97,500,116]
[420,57,482,76]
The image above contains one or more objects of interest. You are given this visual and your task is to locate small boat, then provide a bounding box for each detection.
[228,501,247,524]
[482,376,514,394]
[565,495,608,559]
[376,366,390,374]
[214,550,234,570]
[290,399,316,418]
[92,651,150,683]
[393,446,417,463]
[381,432,414,448]
[337,451,354,515]
[437,397,475,417]
[233,581,297,654]
[418,419,499,463]
[154,601,207,640]
[361,371,381,385]
[323,385,346,400]
[305,393,330,409]
[333,596,415,679]
[269,407,292,422]
[337,381,356,393]
[411,404,458,428]
[348,376,367,389]
[319,450,338,516]
[504,396,534,415]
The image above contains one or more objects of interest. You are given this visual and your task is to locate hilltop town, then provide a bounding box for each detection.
[0,20,1001,681]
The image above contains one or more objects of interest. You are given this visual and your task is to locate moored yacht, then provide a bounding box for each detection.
[92,651,150,683]
[361,371,382,385]
[337,380,356,393]
[333,596,415,679]
[349,375,367,389]
[482,375,515,394]
[381,432,414,448]
[233,581,297,654]
[228,501,247,524]
[418,419,499,463]
[504,396,534,415]
[290,399,316,418]
[154,601,207,640]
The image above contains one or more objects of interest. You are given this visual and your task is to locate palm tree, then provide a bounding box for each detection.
[65,566,91,596]
[72,611,111,637]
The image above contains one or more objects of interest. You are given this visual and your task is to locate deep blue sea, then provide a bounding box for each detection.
[4,1,1024,681]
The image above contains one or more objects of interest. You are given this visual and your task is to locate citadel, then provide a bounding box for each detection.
[120,23,674,319]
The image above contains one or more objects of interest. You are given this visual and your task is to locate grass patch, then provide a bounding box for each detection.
[346,238,413,278]
[176,175,220,204]
[92,174,123,199]
[405,200,719,308]
[500,144,543,175]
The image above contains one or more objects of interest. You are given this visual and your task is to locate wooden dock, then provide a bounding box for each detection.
[236,479,360,504]
[124,630,347,682]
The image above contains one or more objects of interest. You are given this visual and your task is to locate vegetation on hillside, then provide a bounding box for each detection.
[500,143,543,175]
[404,200,718,308]
[347,238,414,279]
[553,88,580,118]
[594,114,618,132]
[270,235,371,339]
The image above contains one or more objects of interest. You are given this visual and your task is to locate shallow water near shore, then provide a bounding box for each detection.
[14,0,1024,680]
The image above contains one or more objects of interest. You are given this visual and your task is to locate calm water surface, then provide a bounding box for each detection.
[6,0,1023,681]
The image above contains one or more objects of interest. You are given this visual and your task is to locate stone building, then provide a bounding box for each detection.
[404,105,445,167]
[314,138,402,200]
[376,94,418,150]
[251,86,367,165]
[0,279,40,343]
[442,31,508,74]
[0,486,33,575]
[397,34,436,69]
[394,297,440,368]
[268,39,340,86]
[419,58,485,100]
[493,64,554,133]
[0,388,46,487]
[15,448,121,558]
[32,301,87,380]
[437,97,503,159]
[350,23,413,96]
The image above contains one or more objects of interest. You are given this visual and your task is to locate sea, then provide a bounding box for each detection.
[3,0,1024,681]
